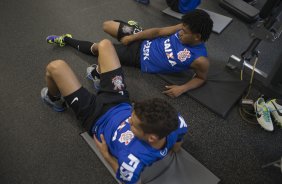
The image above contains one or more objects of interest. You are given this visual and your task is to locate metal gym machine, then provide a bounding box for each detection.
[225,0,282,98]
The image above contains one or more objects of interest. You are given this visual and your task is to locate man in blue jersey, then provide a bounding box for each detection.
[46,9,213,98]
[41,39,188,184]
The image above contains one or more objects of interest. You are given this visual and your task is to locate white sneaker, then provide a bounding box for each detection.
[86,64,100,90]
[254,97,274,131]
[41,87,66,112]
[266,99,282,128]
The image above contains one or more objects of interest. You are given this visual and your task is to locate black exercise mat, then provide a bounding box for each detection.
[162,7,233,34]
[158,68,249,118]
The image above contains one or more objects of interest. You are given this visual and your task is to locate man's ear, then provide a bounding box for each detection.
[148,134,159,143]
[194,33,201,41]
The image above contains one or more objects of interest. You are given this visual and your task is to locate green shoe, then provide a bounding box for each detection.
[46,34,72,47]
[127,20,143,32]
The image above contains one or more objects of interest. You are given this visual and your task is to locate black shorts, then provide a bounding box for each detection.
[64,67,130,131]
[113,20,143,68]
[114,41,142,68]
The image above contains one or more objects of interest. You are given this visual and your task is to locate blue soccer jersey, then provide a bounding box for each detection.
[91,103,188,184]
[140,31,207,74]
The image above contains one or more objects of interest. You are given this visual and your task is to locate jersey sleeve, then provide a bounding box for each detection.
[116,152,145,184]
[176,114,188,142]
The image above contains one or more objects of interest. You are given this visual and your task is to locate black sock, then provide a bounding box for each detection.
[47,91,61,102]
[276,99,282,105]
[64,37,95,55]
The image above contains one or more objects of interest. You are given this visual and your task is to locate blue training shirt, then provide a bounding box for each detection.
[140,31,207,74]
[91,103,188,184]
[179,0,201,14]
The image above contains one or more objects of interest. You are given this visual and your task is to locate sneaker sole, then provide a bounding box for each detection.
[273,117,282,128]
[41,98,66,112]
[86,74,100,90]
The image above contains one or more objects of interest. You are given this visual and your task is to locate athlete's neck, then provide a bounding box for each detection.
[150,138,166,150]
[190,40,203,46]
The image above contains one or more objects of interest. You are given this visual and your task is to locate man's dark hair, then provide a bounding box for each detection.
[133,98,178,139]
[182,9,213,42]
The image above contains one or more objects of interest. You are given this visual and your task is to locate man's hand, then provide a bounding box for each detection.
[93,134,119,173]
[162,85,186,98]
[93,134,110,158]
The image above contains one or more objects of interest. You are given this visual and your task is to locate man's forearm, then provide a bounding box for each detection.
[103,153,119,174]
[130,24,182,42]
[182,77,206,92]
[131,28,161,41]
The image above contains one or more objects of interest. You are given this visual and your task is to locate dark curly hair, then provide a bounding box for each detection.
[182,9,213,42]
[133,98,178,139]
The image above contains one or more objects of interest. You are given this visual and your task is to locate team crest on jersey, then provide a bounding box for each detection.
[122,25,133,34]
[112,75,125,90]
[177,48,191,62]
[119,130,134,145]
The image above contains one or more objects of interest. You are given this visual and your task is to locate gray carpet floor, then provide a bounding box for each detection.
[0,0,281,184]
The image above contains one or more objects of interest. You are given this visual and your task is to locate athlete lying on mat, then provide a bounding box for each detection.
[46,9,213,98]
[41,39,188,184]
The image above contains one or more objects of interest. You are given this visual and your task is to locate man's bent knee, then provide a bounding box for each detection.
[102,20,113,32]
[103,20,119,38]
[46,59,68,73]
[98,39,113,50]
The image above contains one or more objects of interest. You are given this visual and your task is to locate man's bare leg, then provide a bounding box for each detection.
[45,60,82,97]
[96,39,121,73]
[102,20,121,39]
[88,21,121,56]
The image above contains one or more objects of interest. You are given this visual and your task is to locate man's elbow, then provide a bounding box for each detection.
[195,76,207,85]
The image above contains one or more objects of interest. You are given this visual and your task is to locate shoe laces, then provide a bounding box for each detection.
[86,72,94,80]
[128,20,143,31]
[260,106,271,122]
[55,36,64,47]
[263,111,271,122]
